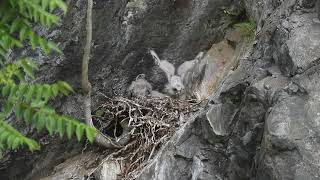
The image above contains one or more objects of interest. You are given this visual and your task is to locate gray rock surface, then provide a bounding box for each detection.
[1,0,320,180]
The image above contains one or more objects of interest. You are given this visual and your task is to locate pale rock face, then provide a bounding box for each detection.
[94,161,121,180]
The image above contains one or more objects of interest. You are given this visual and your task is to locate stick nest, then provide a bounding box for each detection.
[92,96,204,179]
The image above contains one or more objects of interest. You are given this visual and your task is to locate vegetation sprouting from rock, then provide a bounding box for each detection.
[222,5,256,41]
[0,0,96,157]
[233,20,256,41]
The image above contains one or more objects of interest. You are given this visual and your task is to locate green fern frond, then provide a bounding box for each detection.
[0,97,96,151]
[0,79,96,145]
[11,102,96,142]
[1,82,73,104]
[0,58,37,84]
[0,27,23,50]
[0,0,97,155]
[0,0,67,59]
[39,0,68,14]
[0,119,40,151]
[0,13,60,54]
[8,0,66,27]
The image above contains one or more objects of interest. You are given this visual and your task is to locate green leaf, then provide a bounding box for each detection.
[35,85,43,102]
[31,100,46,108]
[30,32,39,49]
[39,13,46,27]
[25,85,35,102]
[23,108,33,125]
[39,38,50,54]
[25,139,40,151]
[41,0,50,10]
[21,59,35,79]
[49,0,57,12]
[17,84,28,96]
[2,35,11,49]
[2,84,11,96]
[85,128,96,143]
[46,115,56,135]
[55,0,68,13]
[9,84,19,98]
[0,48,7,61]
[3,101,13,115]
[15,103,24,120]
[66,121,74,139]
[35,112,46,132]
[0,127,5,134]
[76,124,84,141]
[7,135,15,149]
[15,70,26,81]
[0,131,9,143]
[19,26,29,41]
[57,118,65,138]
[48,42,62,54]
[12,39,23,48]
[24,59,38,69]
[41,107,55,114]
[57,81,73,95]
[42,84,52,101]
[12,138,21,149]
[51,83,59,97]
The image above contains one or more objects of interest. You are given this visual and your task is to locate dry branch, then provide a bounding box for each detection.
[81,0,127,148]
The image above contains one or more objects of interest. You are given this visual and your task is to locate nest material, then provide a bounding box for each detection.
[92,96,204,179]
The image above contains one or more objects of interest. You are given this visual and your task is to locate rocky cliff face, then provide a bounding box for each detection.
[1,0,320,179]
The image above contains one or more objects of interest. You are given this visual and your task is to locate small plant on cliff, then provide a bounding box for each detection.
[0,0,96,156]
[233,20,256,41]
[222,5,257,41]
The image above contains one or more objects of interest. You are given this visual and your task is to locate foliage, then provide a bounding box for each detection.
[233,20,256,41]
[0,0,96,156]
[221,4,256,41]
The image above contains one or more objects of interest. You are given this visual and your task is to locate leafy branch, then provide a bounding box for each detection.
[0,0,97,156]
